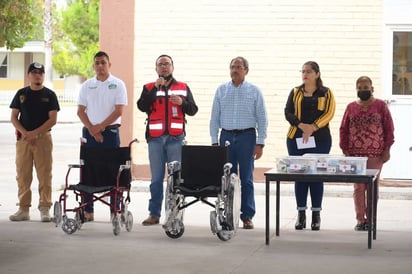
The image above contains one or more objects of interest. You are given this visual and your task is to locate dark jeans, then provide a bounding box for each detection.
[286,136,332,211]
[82,127,120,213]
[220,129,256,220]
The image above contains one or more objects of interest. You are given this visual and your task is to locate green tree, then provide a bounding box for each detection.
[0,0,41,50]
[52,0,99,78]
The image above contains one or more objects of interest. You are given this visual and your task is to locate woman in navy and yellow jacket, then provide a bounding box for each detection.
[284,61,336,231]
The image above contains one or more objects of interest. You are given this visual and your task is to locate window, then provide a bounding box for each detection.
[0,53,7,78]
[392,32,412,95]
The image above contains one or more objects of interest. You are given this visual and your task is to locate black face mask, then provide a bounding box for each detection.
[357,90,372,101]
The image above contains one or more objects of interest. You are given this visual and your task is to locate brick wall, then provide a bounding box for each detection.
[132,0,383,168]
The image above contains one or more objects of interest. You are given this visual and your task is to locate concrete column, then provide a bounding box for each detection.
[99,0,135,147]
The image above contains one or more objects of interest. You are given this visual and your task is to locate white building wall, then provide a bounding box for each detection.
[133,0,383,167]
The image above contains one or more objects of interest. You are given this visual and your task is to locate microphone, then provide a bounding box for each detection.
[158,75,165,90]
[158,74,172,90]
[161,74,172,82]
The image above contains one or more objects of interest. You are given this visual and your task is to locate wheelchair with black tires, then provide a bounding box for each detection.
[162,145,241,241]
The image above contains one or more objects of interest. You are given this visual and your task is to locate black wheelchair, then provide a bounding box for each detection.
[52,139,138,236]
[162,145,241,241]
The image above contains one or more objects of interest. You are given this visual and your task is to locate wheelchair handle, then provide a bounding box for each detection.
[128,138,139,147]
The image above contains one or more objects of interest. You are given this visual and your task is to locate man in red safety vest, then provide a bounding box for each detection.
[137,54,198,226]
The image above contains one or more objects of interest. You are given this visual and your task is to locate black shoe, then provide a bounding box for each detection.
[355,222,371,231]
[355,223,366,231]
[311,211,321,231]
[295,211,306,230]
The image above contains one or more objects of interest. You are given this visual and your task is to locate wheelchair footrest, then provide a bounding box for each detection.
[69,184,114,194]
[175,185,220,196]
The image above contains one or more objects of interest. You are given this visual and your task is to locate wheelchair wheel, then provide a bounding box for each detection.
[125,211,133,232]
[217,229,235,241]
[165,219,185,239]
[52,201,62,227]
[210,211,218,234]
[226,174,241,231]
[112,216,121,236]
[212,210,235,241]
[75,210,83,230]
[164,176,175,213]
[62,217,78,234]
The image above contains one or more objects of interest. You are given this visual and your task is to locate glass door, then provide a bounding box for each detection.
[392,32,412,95]
[381,30,412,180]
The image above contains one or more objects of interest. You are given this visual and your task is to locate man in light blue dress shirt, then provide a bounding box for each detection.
[210,56,268,229]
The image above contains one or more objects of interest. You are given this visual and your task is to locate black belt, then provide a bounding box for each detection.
[105,124,121,130]
[222,128,255,134]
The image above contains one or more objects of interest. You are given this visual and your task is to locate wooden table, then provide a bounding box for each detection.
[264,169,380,249]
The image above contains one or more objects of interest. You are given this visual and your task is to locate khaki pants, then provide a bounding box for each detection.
[15,132,53,211]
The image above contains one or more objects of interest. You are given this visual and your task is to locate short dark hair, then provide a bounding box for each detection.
[230,56,249,69]
[94,51,110,61]
[356,76,372,85]
[156,54,173,65]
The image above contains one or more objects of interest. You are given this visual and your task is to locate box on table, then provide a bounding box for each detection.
[276,156,317,174]
[276,154,367,174]
[304,154,367,175]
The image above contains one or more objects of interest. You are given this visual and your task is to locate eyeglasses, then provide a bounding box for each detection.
[230,65,245,70]
[300,70,314,74]
[157,63,172,68]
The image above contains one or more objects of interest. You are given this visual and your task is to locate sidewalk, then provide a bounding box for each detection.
[1,183,412,274]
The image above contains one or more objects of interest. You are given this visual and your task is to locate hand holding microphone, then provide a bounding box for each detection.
[155,76,166,89]
[155,74,173,89]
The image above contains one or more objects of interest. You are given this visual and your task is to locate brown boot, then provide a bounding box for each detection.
[84,212,94,222]
[142,215,159,226]
[242,218,254,229]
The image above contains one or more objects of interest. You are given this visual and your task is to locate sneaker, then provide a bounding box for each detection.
[9,209,30,221]
[354,222,366,231]
[39,207,51,222]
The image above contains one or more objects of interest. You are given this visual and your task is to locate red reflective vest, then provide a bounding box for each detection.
[145,82,187,138]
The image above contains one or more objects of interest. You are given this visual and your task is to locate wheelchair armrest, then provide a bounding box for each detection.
[167,161,181,175]
[223,162,233,175]
[119,165,130,170]
[119,164,131,172]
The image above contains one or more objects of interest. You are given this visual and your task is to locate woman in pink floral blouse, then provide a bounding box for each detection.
[339,76,395,231]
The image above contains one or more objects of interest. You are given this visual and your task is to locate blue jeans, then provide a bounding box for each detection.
[286,136,331,211]
[147,134,184,217]
[82,127,120,213]
[220,130,256,220]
